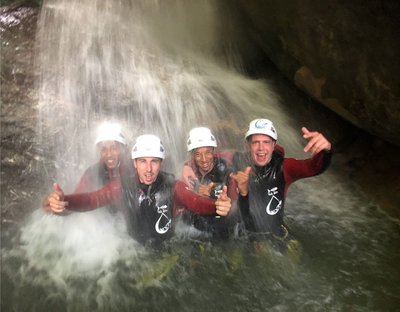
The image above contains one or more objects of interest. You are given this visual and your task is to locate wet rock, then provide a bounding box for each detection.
[1,3,52,224]
[237,0,400,146]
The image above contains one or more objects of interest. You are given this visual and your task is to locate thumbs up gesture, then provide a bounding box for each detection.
[230,166,251,196]
[215,185,231,216]
[42,183,68,213]
[198,182,214,197]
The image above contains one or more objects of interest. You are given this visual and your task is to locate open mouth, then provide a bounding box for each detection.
[255,152,268,164]
[143,173,154,183]
[106,159,117,167]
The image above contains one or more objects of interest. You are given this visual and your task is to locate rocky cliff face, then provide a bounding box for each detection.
[237,0,400,146]
[1,3,48,225]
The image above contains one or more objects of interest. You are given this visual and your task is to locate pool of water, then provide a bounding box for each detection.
[2,172,399,311]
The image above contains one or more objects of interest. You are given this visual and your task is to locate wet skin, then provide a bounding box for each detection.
[134,157,162,185]
[193,146,214,176]
[98,140,123,170]
[248,134,276,167]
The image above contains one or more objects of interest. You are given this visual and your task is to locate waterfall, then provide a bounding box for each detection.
[35,0,294,189]
[1,1,399,311]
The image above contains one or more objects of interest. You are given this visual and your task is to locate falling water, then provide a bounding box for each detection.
[2,0,399,311]
[35,0,295,186]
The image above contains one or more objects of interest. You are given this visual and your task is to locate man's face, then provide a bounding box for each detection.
[193,146,214,175]
[99,140,122,170]
[248,134,276,167]
[133,157,162,185]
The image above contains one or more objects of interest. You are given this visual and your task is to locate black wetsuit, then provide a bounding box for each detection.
[64,168,220,247]
[185,157,236,239]
[232,148,331,240]
[121,171,175,248]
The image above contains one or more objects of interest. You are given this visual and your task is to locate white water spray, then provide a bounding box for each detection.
[3,1,399,311]
[24,0,293,306]
[36,0,295,186]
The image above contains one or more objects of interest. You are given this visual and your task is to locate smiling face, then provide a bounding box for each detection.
[133,157,162,185]
[248,134,276,167]
[98,140,123,170]
[192,146,215,175]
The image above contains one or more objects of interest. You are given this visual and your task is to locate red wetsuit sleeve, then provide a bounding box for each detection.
[283,150,332,192]
[227,176,238,202]
[73,172,92,193]
[174,180,217,215]
[64,179,122,212]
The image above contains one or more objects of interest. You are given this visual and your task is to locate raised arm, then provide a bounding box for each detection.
[230,166,252,197]
[302,127,331,156]
[283,127,332,186]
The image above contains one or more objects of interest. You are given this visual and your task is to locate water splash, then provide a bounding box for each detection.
[35,0,293,187]
[2,0,399,311]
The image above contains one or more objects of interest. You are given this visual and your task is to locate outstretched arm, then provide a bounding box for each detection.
[42,183,68,213]
[64,179,122,211]
[42,179,122,213]
[174,180,231,216]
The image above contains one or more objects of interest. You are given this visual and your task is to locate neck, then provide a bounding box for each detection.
[107,165,120,178]
[199,167,213,177]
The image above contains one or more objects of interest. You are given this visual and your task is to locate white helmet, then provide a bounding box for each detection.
[245,118,278,141]
[131,134,165,159]
[95,122,127,145]
[187,127,217,152]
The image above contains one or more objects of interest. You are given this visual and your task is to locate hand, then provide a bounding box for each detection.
[302,127,331,156]
[215,185,231,216]
[230,166,251,196]
[198,182,213,197]
[42,183,68,213]
[181,165,198,189]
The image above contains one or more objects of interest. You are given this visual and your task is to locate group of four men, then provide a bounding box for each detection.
[43,119,332,250]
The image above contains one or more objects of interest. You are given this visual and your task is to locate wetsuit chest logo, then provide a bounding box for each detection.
[155,204,171,234]
[266,187,282,215]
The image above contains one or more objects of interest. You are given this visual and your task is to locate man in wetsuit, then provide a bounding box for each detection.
[42,121,130,213]
[231,118,332,251]
[44,134,232,248]
[75,121,130,192]
[179,127,238,239]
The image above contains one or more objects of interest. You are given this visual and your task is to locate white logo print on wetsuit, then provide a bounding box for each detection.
[265,187,282,215]
[155,204,171,234]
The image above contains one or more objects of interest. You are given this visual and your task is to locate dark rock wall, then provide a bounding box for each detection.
[237,0,400,146]
[1,3,47,224]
